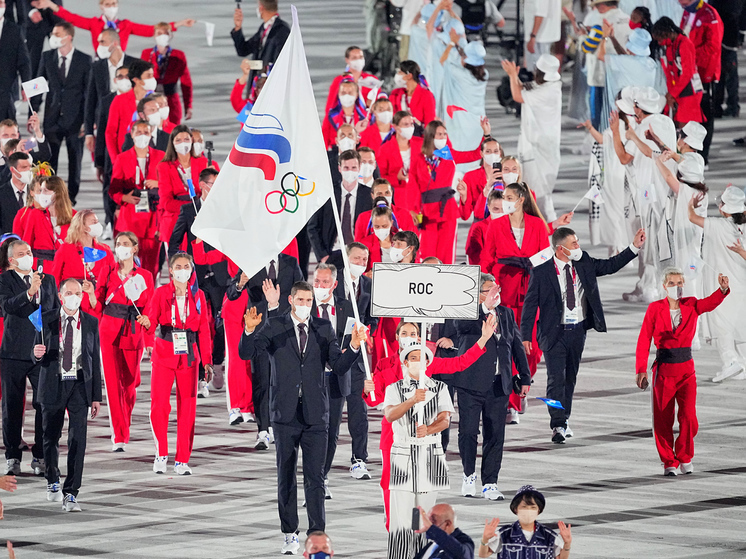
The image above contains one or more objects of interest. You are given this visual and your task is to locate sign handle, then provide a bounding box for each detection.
[418,321,427,425]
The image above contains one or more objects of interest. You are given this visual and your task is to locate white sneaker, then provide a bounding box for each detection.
[642,290,660,304]
[102,222,113,241]
[552,427,566,444]
[62,494,82,512]
[622,289,643,302]
[197,380,210,398]
[564,423,574,438]
[281,533,300,555]
[153,456,168,474]
[31,457,46,476]
[174,462,192,475]
[679,462,694,475]
[664,467,678,477]
[228,408,244,425]
[506,409,519,425]
[242,412,256,423]
[112,443,126,453]
[324,478,333,500]
[207,365,225,391]
[4,459,20,475]
[712,362,745,383]
[350,460,371,480]
[269,426,275,444]
[482,483,504,501]
[461,473,477,497]
[254,430,271,451]
[47,482,63,502]
[519,396,528,414]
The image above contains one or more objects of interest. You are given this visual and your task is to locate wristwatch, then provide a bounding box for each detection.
[530,33,537,38]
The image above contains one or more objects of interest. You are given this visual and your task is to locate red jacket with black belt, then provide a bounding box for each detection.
[679,3,724,83]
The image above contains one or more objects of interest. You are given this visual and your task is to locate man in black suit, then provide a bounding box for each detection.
[0,152,33,234]
[120,94,169,153]
[35,278,101,512]
[26,1,60,77]
[522,226,646,443]
[415,504,475,559]
[32,21,91,204]
[231,0,290,87]
[448,274,531,501]
[0,7,32,121]
[240,281,366,555]
[308,150,372,271]
[333,242,376,331]
[227,253,303,447]
[0,240,59,476]
[326,124,358,187]
[0,116,52,180]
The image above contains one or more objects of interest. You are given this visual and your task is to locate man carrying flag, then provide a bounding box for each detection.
[0,241,59,476]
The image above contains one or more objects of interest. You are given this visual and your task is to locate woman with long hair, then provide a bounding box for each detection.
[377,111,424,216]
[359,97,395,154]
[389,60,436,131]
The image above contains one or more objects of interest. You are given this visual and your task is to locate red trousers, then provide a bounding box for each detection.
[139,238,161,281]
[419,219,457,264]
[380,440,393,531]
[222,295,254,413]
[101,339,143,445]
[653,365,698,468]
[508,305,541,411]
[150,357,199,463]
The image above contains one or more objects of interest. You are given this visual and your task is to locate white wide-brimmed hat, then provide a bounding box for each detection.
[635,86,665,114]
[536,54,561,82]
[720,186,746,215]
[677,153,705,184]
[616,86,638,115]
[681,121,706,151]
[400,343,434,364]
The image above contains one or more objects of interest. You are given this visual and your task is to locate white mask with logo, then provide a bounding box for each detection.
[175,142,192,155]
[172,268,191,283]
[348,263,366,279]
[63,294,82,312]
[564,246,582,261]
[314,287,331,302]
[115,246,132,261]
[666,285,683,300]
[502,201,517,215]
[390,247,407,263]
[37,193,54,209]
[338,137,356,152]
[374,227,391,242]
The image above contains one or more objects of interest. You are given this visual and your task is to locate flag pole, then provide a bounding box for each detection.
[328,188,375,401]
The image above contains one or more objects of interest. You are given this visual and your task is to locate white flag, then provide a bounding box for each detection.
[124,275,148,302]
[529,246,555,267]
[584,183,604,205]
[22,77,49,99]
[201,21,216,47]
[192,6,334,279]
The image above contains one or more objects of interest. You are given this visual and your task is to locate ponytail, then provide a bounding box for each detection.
[505,182,549,232]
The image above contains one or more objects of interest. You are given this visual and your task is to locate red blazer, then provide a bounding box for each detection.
[156,157,208,240]
[13,207,68,255]
[50,241,115,285]
[377,136,423,212]
[679,4,723,84]
[144,282,213,368]
[230,79,247,113]
[95,266,155,350]
[409,151,457,222]
[360,233,386,271]
[354,204,416,240]
[359,123,394,155]
[325,72,378,114]
[141,47,192,124]
[111,146,165,239]
[460,166,490,221]
[660,34,703,123]
[105,90,137,159]
[481,214,550,309]
[389,85,436,126]
[636,288,728,376]
[56,7,178,52]
[465,217,491,266]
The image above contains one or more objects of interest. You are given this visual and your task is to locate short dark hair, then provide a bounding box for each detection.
[346,241,369,255]
[371,205,393,221]
[290,280,313,297]
[488,189,503,203]
[344,46,362,58]
[137,93,159,115]
[551,227,576,249]
[55,21,75,38]
[510,488,546,515]
[259,0,279,11]
[128,59,154,84]
[357,146,375,156]
[392,110,412,126]
[8,152,30,167]
[199,168,218,183]
[169,251,194,268]
[392,230,419,260]
[338,149,361,166]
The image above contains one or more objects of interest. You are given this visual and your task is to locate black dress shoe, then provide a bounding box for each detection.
[733,137,746,146]
[723,106,740,118]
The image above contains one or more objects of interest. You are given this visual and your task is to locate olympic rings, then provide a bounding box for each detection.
[264,172,317,214]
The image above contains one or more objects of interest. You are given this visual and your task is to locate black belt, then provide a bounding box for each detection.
[33,248,56,261]
[656,347,692,364]
[174,194,192,201]
[421,187,454,217]
[104,302,142,335]
[162,83,178,96]
[158,325,198,366]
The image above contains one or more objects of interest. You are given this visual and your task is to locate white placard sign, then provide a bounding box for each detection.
[370,263,481,320]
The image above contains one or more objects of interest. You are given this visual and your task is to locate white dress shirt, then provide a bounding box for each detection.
[11,181,28,206]
[316,295,337,332]
[332,184,359,252]
[261,15,278,47]
[107,56,124,92]
[60,308,82,376]
[58,48,75,79]
[266,257,280,278]
[553,256,586,324]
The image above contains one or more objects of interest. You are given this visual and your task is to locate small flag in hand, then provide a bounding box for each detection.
[22,77,49,99]
[536,397,565,409]
[28,307,42,333]
[187,179,196,199]
[434,146,453,160]
[446,105,467,119]
[123,275,148,303]
[236,103,252,124]
[584,183,604,204]
[83,246,107,263]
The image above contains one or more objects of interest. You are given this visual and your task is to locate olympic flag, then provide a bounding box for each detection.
[192,6,333,280]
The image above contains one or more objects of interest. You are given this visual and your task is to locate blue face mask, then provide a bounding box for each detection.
[309,553,331,559]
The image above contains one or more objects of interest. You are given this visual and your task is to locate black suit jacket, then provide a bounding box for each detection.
[0,180,25,234]
[84,54,136,136]
[33,48,92,136]
[333,272,378,333]
[0,269,60,361]
[238,312,361,425]
[521,248,638,351]
[0,19,32,120]
[38,310,102,407]
[451,306,530,396]
[308,183,372,260]
[231,16,290,84]
[414,527,475,559]
[312,296,354,399]
[95,90,116,169]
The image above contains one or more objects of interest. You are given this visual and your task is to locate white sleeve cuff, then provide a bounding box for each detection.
[628,243,640,255]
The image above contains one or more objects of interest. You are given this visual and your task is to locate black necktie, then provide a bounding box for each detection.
[297,323,307,355]
[62,316,74,372]
[355,280,361,301]
[17,190,24,208]
[24,275,31,290]
[342,192,353,245]
[320,303,330,321]
[58,55,67,82]
[565,265,576,311]
[268,259,277,282]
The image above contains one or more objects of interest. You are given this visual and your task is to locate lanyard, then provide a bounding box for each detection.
[171,293,189,328]
[105,267,139,305]
[76,244,96,281]
[177,162,191,189]
[317,304,336,317]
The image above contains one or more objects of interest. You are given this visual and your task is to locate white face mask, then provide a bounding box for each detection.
[15,169,33,185]
[384,195,393,206]
[339,94,357,108]
[399,126,415,140]
[503,172,519,185]
[133,134,150,149]
[360,162,376,177]
[313,286,331,302]
[293,303,312,321]
[349,263,366,279]
[433,138,448,150]
[103,6,118,20]
[37,193,54,209]
[155,34,170,47]
[348,58,365,72]
[390,247,407,263]
[63,294,82,312]
[405,361,421,377]
[502,200,517,215]
[484,153,501,166]
[376,111,393,124]
[97,45,112,59]
[115,245,132,261]
[192,142,204,157]
[374,227,391,241]
[87,222,103,238]
[116,78,132,93]
[398,335,416,350]
[175,141,192,155]
[338,137,355,152]
[341,170,359,184]
[0,137,12,147]
[666,285,683,300]
[49,35,64,50]
[172,268,191,283]
[159,106,170,120]
[256,6,263,19]
[147,112,161,126]
[490,211,504,220]
[394,73,407,89]
[564,246,582,261]
[142,77,157,91]
[516,509,539,526]
[14,254,33,272]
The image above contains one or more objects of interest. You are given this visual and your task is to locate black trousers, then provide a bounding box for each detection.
[700,82,714,164]
[42,380,89,497]
[457,383,510,484]
[543,326,587,429]
[713,48,739,114]
[272,402,328,535]
[324,368,369,477]
[439,383,456,452]
[251,352,272,432]
[201,275,226,365]
[48,131,85,204]
[103,151,116,227]
[1,358,44,460]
